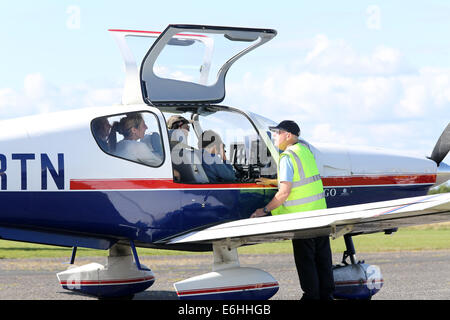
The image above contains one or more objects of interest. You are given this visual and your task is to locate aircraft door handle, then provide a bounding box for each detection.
[192,199,206,208]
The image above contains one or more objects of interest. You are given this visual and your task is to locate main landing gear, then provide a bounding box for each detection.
[57,241,155,299]
[332,234,384,300]
[174,243,279,300]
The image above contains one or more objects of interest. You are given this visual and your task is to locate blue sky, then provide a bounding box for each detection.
[1,1,449,164]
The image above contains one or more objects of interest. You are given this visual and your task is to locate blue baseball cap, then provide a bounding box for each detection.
[269,120,301,136]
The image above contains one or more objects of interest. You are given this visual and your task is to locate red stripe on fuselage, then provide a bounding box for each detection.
[70,178,267,190]
[322,174,436,187]
[69,174,436,190]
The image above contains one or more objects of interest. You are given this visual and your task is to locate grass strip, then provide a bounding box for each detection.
[1,224,449,259]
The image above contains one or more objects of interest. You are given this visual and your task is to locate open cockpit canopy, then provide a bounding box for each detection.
[140,24,276,106]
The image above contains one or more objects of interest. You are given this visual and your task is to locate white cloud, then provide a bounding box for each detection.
[304,34,329,63]
[226,35,450,159]
[83,87,122,107]
[397,84,428,118]
[297,34,413,76]
[0,73,122,119]
[310,123,367,146]
[23,73,48,100]
[0,88,17,108]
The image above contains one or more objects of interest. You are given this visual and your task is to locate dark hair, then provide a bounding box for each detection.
[108,113,143,151]
[115,113,143,138]
[92,117,109,135]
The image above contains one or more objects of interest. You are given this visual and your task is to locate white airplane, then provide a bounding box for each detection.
[0,24,449,300]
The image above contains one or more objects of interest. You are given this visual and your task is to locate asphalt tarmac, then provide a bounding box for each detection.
[0,250,449,300]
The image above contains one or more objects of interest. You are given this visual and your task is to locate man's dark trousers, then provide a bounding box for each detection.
[292,236,335,300]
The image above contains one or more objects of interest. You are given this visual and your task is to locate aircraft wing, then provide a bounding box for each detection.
[166,193,450,246]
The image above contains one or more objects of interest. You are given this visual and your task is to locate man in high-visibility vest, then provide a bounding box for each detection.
[251,120,334,300]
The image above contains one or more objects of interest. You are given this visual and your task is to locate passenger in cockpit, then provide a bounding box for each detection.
[92,117,112,152]
[167,115,192,133]
[167,115,193,149]
[199,130,236,183]
[112,113,162,166]
[166,115,195,181]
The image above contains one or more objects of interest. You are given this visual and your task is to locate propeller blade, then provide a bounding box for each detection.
[430,123,450,165]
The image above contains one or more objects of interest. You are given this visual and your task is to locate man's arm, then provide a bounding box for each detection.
[250,181,292,218]
[251,154,294,218]
[255,177,278,186]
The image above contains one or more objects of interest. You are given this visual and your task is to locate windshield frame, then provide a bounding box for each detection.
[246,111,280,164]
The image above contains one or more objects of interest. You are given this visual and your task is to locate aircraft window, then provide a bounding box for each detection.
[154,37,207,85]
[154,32,259,87]
[164,109,276,184]
[91,112,164,167]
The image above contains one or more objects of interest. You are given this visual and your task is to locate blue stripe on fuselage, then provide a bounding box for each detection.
[0,185,431,248]
[0,188,273,245]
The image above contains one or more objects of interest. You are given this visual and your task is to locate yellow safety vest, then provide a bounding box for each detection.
[272,142,327,215]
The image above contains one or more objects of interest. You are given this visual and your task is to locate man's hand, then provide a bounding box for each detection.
[255,178,277,186]
[251,181,292,218]
[250,208,267,218]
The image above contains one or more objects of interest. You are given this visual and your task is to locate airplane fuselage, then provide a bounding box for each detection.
[0,103,437,251]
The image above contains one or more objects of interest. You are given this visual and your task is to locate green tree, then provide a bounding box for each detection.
[428,184,450,194]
